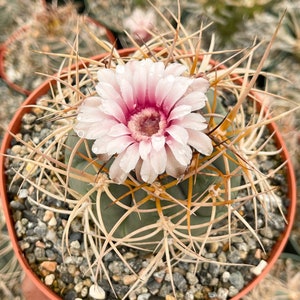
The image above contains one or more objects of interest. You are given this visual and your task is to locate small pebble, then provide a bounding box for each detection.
[221,271,230,283]
[228,285,239,297]
[217,287,229,300]
[40,261,57,272]
[43,210,54,222]
[137,293,151,300]
[74,282,84,293]
[186,272,198,285]
[89,284,105,300]
[173,272,187,292]
[250,260,268,276]
[229,271,244,290]
[123,274,138,285]
[18,189,28,198]
[48,216,57,227]
[45,274,55,286]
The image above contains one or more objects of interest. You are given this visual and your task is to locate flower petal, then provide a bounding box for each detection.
[119,143,140,173]
[133,60,148,107]
[179,113,208,130]
[109,154,129,183]
[162,77,192,111]
[150,148,167,175]
[140,159,157,183]
[151,135,165,151]
[168,105,192,121]
[97,68,118,89]
[189,77,210,93]
[119,78,136,111]
[75,121,111,139]
[165,63,187,76]
[165,146,187,178]
[147,61,165,103]
[166,124,188,145]
[155,75,175,107]
[187,129,213,156]
[106,135,135,156]
[166,138,192,166]
[108,123,131,137]
[179,91,207,110]
[139,140,152,160]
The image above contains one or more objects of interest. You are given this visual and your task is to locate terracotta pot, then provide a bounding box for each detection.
[0,49,296,300]
[0,14,115,95]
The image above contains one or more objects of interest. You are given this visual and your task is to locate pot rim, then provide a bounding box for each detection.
[0,48,296,300]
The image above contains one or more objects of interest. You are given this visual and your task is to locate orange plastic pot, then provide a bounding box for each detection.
[0,48,296,300]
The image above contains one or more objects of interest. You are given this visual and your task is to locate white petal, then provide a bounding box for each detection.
[166,124,188,145]
[139,140,152,160]
[179,91,207,111]
[109,154,128,183]
[133,63,148,107]
[151,135,165,151]
[96,82,128,122]
[100,99,127,123]
[119,143,140,173]
[179,113,208,130]
[108,123,131,137]
[162,77,192,111]
[96,82,121,102]
[78,96,101,110]
[155,75,175,107]
[92,137,111,154]
[150,148,167,174]
[166,138,192,166]
[189,77,210,93]
[120,78,135,111]
[147,61,165,103]
[106,135,134,156]
[165,63,187,76]
[75,121,111,139]
[187,129,213,156]
[140,159,157,183]
[168,105,192,121]
[165,146,187,178]
[97,69,118,89]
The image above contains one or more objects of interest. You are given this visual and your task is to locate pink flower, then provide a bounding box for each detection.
[123,8,156,42]
[75,59,213,183]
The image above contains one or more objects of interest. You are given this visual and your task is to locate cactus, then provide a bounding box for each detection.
[3,2,113,93]
[0,0,41,43]
[4,4,297,299]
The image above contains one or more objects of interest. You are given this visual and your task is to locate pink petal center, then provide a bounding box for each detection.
[128,107,167,141]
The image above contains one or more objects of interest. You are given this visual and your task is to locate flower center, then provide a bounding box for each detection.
[128,107,167,141]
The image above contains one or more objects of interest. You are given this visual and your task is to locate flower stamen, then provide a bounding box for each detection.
[128,107,167,141]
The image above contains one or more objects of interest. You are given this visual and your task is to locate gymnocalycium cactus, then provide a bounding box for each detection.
[65,57,242,250]
[5,5,296,299]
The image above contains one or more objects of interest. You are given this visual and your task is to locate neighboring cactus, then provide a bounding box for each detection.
[3,2,113,93]
[0,0,41,43]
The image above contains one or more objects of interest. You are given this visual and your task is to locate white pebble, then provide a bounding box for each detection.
[250,260,268,276]
[44,274,55,286]
[89,284,105,299]
[48,216,57,226]
[221,271,230,283]
[18,189,28,198]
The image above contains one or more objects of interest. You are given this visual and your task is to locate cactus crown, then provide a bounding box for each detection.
[5,5,297,299]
